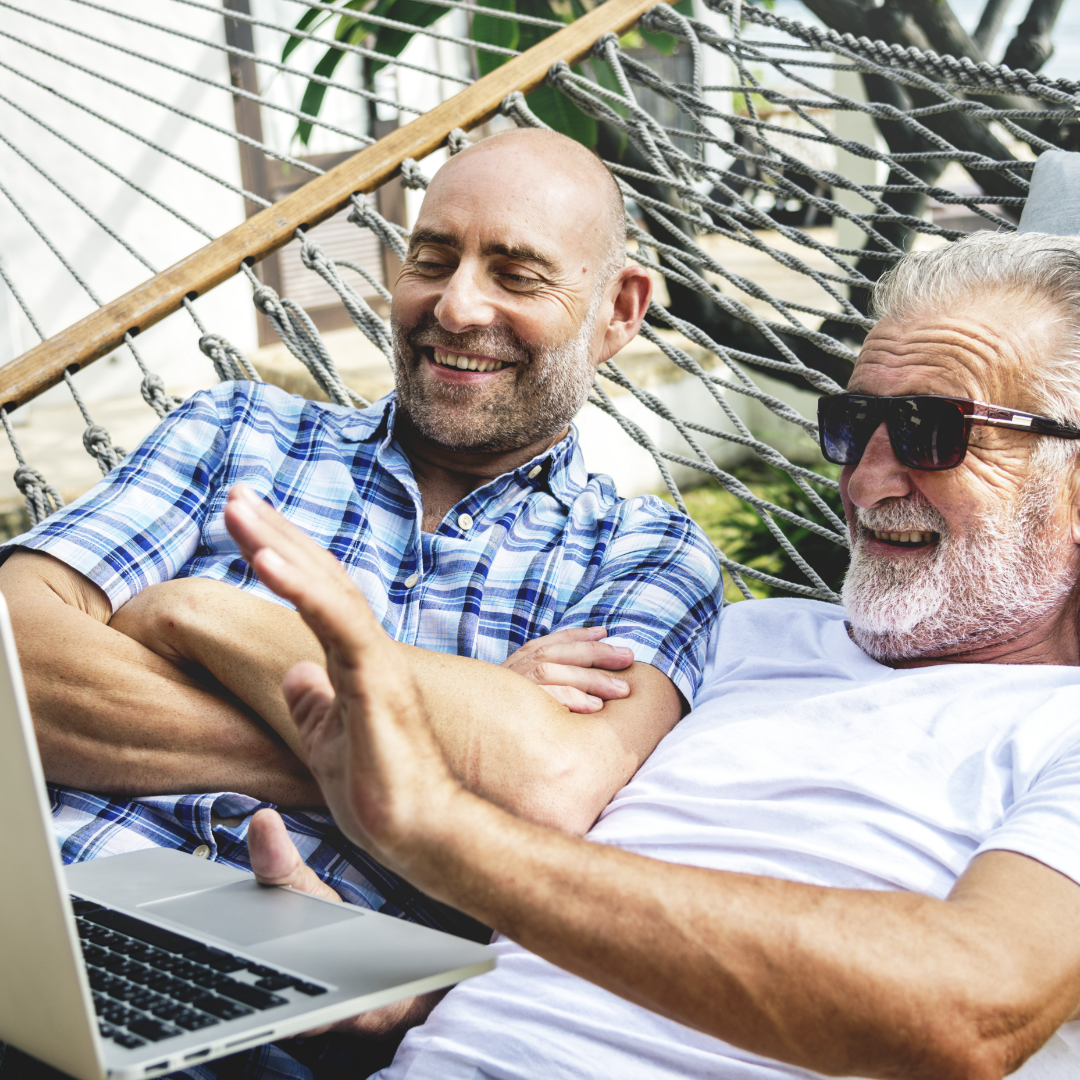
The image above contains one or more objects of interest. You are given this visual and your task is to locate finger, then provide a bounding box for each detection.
[530,662,630,699]
[526,625,609,645]
[247,809,343,903]
[225,488,386,664]
[226,487,350,600]
[538,683,604,712]
[523,641,635,672]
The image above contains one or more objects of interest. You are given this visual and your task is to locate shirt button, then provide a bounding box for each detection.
[192,845,210,859]
[457,513,473,532]
[528,466,542,479]
[404,573,419,588]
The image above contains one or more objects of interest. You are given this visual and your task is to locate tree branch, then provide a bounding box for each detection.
[1002,0,1066,73]
[890,0,984,62]
[797,0,871,38]
[972,0,1016,56]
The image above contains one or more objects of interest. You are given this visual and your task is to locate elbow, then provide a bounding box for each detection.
[917,1038,1010,1080]
[505,750,613,837]
[908,991,1056,1080]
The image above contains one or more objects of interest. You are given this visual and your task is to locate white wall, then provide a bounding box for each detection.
[0,0,269,413]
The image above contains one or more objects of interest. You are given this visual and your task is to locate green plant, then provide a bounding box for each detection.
[666,463,849,602]
[283,0,694,148]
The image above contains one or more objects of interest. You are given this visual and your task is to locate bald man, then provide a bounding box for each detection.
[0,129,720,1074]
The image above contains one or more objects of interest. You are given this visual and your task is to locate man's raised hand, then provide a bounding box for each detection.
[223,483,460,881]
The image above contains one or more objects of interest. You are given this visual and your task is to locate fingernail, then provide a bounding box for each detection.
[587,695,603,707]
[259,548,286,573]
[617,647,634,658]
[612,679,628,691]
[231,498,257,523]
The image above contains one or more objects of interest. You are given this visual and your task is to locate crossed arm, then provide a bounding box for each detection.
[0,548,681,834]
[230,483,1080,1080]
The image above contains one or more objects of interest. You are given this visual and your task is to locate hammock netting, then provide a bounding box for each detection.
[1,0,1078,601]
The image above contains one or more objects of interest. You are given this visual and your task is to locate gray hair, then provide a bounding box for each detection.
[871,231,1080,471]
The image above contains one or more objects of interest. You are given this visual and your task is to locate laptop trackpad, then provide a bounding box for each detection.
[141,879,363,946]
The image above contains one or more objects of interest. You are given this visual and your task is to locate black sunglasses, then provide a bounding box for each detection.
[818,393,1080,472]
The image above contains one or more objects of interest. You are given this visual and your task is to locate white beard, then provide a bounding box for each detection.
[842,478,1075,662]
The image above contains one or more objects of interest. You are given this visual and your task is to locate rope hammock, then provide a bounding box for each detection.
[0,0,1077,602]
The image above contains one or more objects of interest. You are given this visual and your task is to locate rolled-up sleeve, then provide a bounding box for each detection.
[553,496,721,704]
[2,390,230,611]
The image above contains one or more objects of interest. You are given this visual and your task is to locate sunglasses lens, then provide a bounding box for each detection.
[889,398,967,470]
[818,395,879,465]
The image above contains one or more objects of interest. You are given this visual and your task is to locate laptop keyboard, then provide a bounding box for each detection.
[71,897,328,1051]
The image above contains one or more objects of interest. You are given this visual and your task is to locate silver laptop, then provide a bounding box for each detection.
[0,591,494,1080]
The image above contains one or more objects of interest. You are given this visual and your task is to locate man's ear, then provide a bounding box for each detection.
[594,266,653,367]
[1066,456,1080,547]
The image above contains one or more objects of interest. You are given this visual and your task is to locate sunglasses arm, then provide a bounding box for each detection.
[970,403,1080,441]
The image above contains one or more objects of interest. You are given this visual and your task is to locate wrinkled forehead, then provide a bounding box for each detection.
[850,293,1053,407]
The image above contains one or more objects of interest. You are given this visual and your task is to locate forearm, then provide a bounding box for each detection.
[408,798,1067,1079]
[135,581,674,833]
[1,554,319,803]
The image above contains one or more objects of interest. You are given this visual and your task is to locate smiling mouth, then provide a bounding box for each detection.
[430,348,510,373]
[871,530,940,547]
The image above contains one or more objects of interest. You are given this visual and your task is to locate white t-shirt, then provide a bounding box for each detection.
[378,599,1080,1080]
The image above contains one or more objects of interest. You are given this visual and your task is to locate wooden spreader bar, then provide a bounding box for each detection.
[0,0,670,412]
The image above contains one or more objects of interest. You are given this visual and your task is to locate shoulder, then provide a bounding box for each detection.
[718,596,845,633]
[160,383,390,466]
[699,597,848,684]
[189,380,372,432]
[569,483,718,558]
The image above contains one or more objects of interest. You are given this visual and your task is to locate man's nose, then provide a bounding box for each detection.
[432,264,496,334]
[844,422,914,507]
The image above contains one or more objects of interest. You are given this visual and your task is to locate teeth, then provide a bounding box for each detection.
[432,348,507,372]
[872,530,938,544]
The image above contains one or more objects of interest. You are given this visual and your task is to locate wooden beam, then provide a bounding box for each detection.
[0,0,669,412]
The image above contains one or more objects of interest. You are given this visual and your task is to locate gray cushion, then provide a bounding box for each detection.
[1018,150,1080,236]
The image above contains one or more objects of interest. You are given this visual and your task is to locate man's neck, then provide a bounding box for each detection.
[394,414,568,534]
[857,605,1080,669]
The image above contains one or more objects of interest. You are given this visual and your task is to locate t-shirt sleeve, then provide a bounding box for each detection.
[551,496,721,704]
[2,388,232,611]
[975,735,1080,888]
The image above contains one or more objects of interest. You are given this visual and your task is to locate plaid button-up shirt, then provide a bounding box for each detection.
[7,381,720,1078]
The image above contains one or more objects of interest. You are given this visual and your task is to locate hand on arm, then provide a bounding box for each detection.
[499,625,633,712]
[0,550,320,804]
[229,483,1080,1080]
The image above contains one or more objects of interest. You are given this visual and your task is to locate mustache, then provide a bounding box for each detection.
[855,494,948,536]
[403,313,530,367]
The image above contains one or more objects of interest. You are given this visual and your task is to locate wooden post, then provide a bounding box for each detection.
[0,0,670,412]
[223,0,270,220]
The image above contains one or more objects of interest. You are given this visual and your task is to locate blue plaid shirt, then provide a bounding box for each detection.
[8,381,720,1078]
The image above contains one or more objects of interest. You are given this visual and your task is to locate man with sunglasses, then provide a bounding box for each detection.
[234,224,1080,1080]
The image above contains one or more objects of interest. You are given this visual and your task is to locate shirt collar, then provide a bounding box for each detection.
[339,393,587,510]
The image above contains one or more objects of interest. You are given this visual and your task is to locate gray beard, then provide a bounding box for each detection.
[391,301,600,454]
[842,478,1075,662]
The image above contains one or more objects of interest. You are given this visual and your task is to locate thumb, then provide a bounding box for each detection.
[283,661,337,744]
[247,809,342,903]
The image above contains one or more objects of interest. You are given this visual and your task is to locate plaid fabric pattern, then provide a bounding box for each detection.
[9,381,720,1080]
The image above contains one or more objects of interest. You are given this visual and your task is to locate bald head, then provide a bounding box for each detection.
[434,127,626,289]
